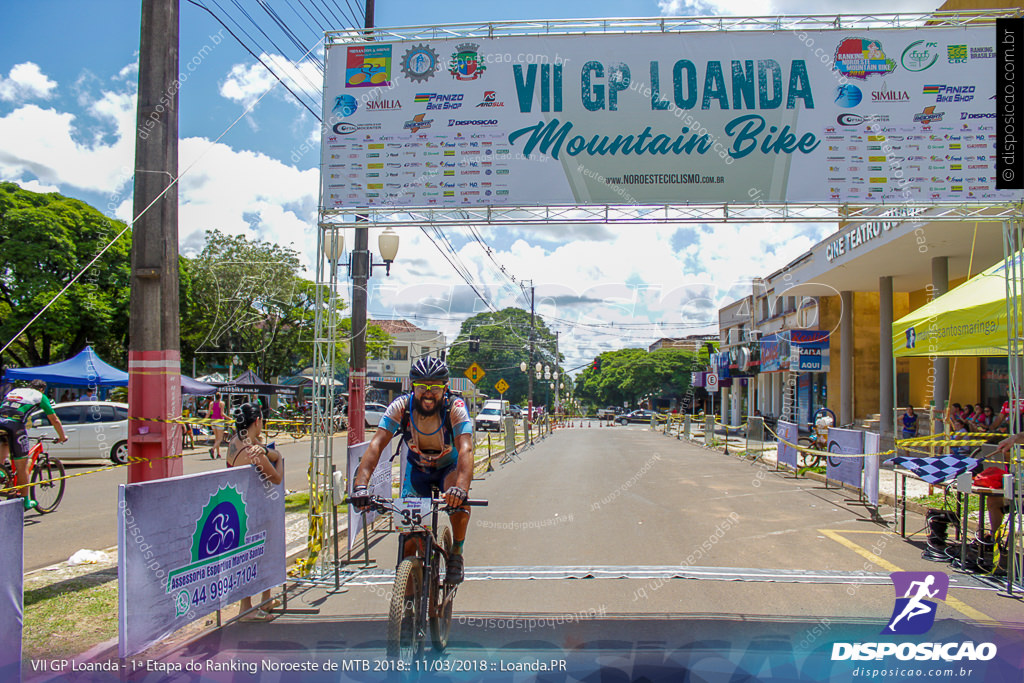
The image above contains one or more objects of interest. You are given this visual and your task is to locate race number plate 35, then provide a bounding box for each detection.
[393,497,430,531]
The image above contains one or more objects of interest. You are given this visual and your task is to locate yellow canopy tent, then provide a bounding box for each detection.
[892,253,1022,357]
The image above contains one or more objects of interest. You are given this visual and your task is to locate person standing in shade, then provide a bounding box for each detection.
[208,394,226,459]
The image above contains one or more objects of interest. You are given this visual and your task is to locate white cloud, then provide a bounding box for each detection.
[0,88,136,194]
[219,53,322,111]
[15,178,60,194]
[0,62,57,102]
[177,137,319,267]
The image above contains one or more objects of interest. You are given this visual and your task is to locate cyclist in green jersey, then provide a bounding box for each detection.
[0,380,68,509]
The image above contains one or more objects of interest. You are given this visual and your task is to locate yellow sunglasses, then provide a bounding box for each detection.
[413,383,446,392]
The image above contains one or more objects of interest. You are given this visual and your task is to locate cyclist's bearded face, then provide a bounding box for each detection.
[415,389,442,416]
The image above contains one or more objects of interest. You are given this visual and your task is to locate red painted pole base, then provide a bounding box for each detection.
[348,369,366,447]
[127,350,183,483]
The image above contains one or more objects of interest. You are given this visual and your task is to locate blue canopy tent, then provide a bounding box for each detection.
[3,346,127,386]
[181,375,216,396]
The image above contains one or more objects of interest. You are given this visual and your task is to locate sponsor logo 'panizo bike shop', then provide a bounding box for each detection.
[166,485,266,617]
[831,572,997,663]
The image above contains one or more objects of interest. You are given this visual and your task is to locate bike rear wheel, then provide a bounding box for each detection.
[797,437,822,468]
[429,527,454,652]
[31,456,66,513]
[387,557,423,662]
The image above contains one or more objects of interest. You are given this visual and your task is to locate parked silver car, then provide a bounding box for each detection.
[27,401,129,464]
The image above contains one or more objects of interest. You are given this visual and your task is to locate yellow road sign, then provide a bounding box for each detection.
[495,378,509,394]
[465,362,486,384]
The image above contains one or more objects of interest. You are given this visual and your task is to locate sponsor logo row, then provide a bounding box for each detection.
[333,91,506,118]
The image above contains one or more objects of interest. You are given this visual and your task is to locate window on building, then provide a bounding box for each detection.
[389,346,409,361]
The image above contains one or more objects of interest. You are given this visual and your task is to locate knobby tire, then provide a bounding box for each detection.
[31,456,65,513]
[387,557,423,662]
[429,527,454,652]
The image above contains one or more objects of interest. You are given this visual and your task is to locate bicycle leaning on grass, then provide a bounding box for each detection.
[0,435,65,513]
[350,491,488,661]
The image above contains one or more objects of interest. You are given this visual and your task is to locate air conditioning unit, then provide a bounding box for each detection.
[385,363,393,372]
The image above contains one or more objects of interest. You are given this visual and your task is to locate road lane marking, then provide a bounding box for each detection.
[818,529,994,623]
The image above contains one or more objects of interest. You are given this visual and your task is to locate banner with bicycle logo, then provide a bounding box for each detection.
[117,468,285,657]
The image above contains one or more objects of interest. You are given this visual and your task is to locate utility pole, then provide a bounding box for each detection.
[554,330,559,416]
[127,0,181,483]
[347,0,375,448]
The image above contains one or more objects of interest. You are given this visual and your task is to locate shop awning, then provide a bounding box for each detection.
[893,253,1021,358]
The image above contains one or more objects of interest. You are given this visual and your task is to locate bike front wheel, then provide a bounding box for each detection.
[429,527,454,652]
[31,456,66,513]
[387,557,424,662]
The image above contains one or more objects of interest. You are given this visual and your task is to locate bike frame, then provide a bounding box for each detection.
[1,438,45,493]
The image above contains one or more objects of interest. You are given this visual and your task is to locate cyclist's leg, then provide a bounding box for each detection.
[441,466,469,584]
[4,424,34,506]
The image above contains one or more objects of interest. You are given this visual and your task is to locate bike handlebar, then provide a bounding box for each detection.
[432,497,488,507]
[27,435,61,443]
[343,494,488,512]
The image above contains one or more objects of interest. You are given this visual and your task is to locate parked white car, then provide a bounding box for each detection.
[343,402,389,429]
[27,401,129,464]
[364,402,388,428]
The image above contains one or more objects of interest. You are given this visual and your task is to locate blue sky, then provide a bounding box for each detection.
[0,0,940,372]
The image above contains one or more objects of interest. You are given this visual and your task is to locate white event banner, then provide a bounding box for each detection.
[0,500,23,682]
[347,439,393,551]
[322,28,1013,208]
[118,467,285,658]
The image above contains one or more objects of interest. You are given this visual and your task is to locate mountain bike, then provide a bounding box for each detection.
[357,492,488,662]
[0,435,65,513]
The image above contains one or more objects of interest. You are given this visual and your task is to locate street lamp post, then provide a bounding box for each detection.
[322,225,399,446]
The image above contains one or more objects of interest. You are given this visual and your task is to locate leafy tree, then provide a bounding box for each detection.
[447,307,561,406]
[181,230,391,380]
[574,348,697,409]
[0,182,132,368]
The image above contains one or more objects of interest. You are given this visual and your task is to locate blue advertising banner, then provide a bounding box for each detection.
[776,420,799,470]
[826,427,864,488]
[0,499,22,682]
[118,467,285,658]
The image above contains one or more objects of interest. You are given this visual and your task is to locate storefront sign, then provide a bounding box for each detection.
[825,220,897,262]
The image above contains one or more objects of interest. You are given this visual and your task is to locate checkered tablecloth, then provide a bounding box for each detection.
[884,455,980,485]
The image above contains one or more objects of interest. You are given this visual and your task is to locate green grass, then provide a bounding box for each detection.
[285,491,309,513]
[284,491,347,515]
[23,573,118,661]
[912,490,982,515]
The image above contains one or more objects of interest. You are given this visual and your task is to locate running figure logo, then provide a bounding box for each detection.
[883,571,948,635]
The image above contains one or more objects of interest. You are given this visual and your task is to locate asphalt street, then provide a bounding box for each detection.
[21,436,330,572]
[167,424,1024,673]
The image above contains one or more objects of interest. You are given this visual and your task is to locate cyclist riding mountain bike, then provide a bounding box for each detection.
[0,380,68,510]
[351,357,474,584]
